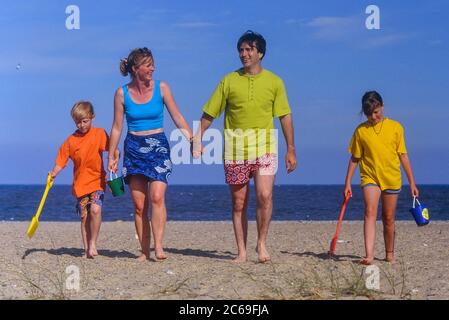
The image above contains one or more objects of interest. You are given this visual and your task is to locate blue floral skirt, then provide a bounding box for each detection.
[123,132,172,184]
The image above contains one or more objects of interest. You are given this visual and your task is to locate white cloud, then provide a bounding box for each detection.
[305,16,360,41]
[173,22,218,28]
[363,34,411,48]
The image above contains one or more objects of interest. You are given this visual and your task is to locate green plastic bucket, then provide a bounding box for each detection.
[107,172,125,197]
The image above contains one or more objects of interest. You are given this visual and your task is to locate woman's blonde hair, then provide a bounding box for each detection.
[71,101,94,122]
[120,47,154,77]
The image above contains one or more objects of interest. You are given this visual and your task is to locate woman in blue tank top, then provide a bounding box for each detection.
[108,47,193,262]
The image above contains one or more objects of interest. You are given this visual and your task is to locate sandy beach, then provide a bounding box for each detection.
[1,221,448,300]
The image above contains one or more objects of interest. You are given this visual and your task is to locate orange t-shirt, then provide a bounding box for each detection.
[55,127,108,198]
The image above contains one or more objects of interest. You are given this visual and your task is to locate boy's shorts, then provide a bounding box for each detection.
[76,190,104,219]
[224,153,277,185]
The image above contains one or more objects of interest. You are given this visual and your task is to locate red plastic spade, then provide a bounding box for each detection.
[328,194,351,256]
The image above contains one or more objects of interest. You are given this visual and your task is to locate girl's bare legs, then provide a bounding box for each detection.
[129,175,151,261]
[361,186,381,265]
[381,192,399,263]
[149,181,168,260]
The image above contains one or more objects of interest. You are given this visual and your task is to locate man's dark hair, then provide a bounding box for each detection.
[237,30,266,59]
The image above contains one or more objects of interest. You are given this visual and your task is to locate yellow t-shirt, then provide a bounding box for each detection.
[202,68,291,160]
[348,118,407,190]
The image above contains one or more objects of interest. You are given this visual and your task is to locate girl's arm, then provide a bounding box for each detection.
[344,156,359,197]
[399,153,419,197]
[108,88,125,173]
[161,81,193,141]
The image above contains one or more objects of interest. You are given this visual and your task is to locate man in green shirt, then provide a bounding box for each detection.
[195,30,297,263]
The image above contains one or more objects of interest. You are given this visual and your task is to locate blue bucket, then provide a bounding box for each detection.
[409,197,430,227]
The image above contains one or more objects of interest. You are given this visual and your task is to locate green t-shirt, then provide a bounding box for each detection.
[202,68,291,160]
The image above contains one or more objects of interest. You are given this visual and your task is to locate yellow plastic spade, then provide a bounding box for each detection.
[27,173,54,239]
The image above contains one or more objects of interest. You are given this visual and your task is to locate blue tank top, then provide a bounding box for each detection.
[123,80,164,132]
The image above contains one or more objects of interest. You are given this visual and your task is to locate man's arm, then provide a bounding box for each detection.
[279,114,297,173]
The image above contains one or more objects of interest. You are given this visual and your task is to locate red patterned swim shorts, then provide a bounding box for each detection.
[224,153,278,185]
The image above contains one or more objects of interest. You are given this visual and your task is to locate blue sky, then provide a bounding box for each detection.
[1,0,448,185]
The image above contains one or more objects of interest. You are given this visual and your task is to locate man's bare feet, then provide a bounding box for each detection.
[256,245,271,263]
[359,257,374,265]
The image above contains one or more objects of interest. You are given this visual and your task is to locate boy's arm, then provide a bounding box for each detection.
[399,153,419,197]
[344,156,359,197]
[51,139,70,180]
[49,165,63,179]
[279,114,297,173]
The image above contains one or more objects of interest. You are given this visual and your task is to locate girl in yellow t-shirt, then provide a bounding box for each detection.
[344,91,419,265]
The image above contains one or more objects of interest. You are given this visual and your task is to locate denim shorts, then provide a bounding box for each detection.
[362,183,401,194]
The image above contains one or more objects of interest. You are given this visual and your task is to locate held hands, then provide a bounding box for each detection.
[191,135,203,159]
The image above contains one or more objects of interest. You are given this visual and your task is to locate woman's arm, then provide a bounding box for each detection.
[161,81,193,140]
[108,88,124,172]
[399,153,419,197]
[344,156,359,197]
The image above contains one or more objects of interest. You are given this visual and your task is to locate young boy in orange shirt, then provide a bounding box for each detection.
[50,101,119,259]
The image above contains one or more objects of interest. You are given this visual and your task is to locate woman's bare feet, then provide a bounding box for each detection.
[155,248,168,261]
[232,255,247,263]
[359,257,374,265]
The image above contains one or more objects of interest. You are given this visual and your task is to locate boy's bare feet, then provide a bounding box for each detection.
[136,254,149,262]
[89,247,99,257]
[83,251,94,259]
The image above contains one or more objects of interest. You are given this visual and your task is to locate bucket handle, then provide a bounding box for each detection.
[412,196,421,209]
[108,171,119,181]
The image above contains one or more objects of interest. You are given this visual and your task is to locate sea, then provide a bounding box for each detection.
[1,185,448,222]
